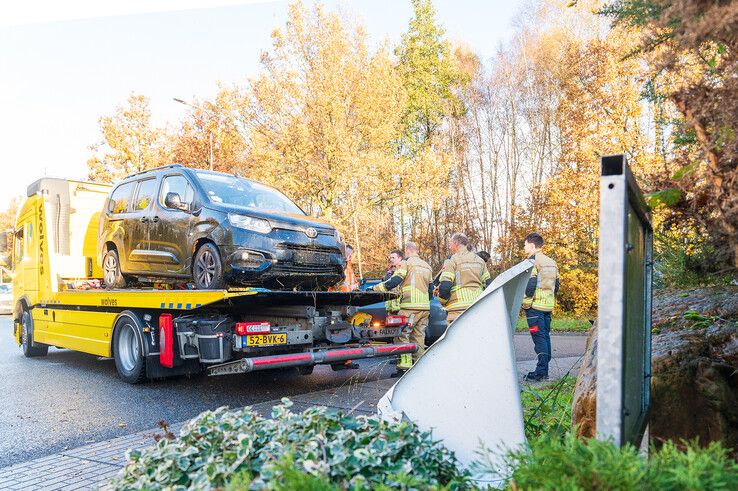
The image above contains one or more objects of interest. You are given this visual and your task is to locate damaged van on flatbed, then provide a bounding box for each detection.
[10,177,415,383]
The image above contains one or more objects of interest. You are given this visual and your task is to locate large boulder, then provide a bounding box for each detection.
[572,286,738,447]
[571,322,597,438]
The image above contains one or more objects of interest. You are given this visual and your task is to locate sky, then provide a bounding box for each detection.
[0,0,524,210]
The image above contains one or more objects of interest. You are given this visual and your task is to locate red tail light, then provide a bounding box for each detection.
[159,313,174,368]
[235,321,271,336]
[385,315,407,327]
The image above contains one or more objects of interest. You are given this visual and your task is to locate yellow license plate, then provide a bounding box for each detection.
[246,333,287,346]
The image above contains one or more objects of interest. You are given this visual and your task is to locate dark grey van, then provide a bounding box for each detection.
[98,165,345,290]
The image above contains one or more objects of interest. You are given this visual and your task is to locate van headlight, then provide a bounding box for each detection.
[228,214,272,234]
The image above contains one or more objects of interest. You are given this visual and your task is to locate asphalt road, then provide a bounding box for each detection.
[0,315,586,467]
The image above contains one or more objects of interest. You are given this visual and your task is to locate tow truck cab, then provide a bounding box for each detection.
[11,177,415,383]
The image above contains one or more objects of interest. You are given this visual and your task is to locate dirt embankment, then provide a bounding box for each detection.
[572,286,738,450]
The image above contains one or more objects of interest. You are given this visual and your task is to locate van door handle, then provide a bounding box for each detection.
[151,216,160,223]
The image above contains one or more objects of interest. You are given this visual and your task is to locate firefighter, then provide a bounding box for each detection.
[521,232,560,381]
[384,249,404,314]
[437,233,491,324]
[371,242,432,375]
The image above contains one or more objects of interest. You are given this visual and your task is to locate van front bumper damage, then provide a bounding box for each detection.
[207,343,417,376]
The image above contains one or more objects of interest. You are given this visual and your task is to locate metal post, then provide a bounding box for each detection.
[597,154,653,447]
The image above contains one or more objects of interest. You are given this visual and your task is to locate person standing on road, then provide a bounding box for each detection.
[437,233,491,325]
[372,242,433,375]
[521,232,560,381]
[340,245,360,292]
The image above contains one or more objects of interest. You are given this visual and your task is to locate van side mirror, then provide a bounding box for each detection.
[165,192,189,212]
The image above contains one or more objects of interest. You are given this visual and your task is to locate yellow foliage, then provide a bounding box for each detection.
[558,268,598,316]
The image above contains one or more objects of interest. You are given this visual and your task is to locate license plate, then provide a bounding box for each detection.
[246,333,287,346]
[293,251,330,265]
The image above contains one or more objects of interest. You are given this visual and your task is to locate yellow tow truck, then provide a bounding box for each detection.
[11,178,414,383]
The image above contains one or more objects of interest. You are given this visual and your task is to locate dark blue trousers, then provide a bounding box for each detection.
[526,308,552,376]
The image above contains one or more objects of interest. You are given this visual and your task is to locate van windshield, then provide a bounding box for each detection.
[196,172,304,215]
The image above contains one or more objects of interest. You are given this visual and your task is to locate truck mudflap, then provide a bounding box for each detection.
[207,343,417,376]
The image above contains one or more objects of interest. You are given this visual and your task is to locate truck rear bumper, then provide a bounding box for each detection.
[207,343,417,376]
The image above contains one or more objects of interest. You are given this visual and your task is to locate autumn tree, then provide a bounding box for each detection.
[391,0,462,260]
[461,1,663,314]
[88,94,168,183]
[168,91,248,173]
[226,1,417,273]
[602,0,738,271]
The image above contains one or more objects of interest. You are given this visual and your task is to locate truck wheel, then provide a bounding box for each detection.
[113,316,146,384]
[103,249,127,289]
[21,310,48,357]
[193,243,224,289]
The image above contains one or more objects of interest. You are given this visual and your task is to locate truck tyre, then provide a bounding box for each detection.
[21,310,48,357]
[113,315,147,384]
[103,249,127,289]
[193,243,224,289]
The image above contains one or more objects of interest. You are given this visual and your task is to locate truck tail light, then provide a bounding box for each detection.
[159,313,174,368]
[235,321,271,336]
[385,315,407,327]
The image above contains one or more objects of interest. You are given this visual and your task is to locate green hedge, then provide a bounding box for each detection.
[103,399,470,490]
[104,394,738,490]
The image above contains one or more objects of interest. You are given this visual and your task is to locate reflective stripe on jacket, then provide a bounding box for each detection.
[375,254,432,310]
[438,249,490,311]
[522,252,559,312]
[383,268,402,313]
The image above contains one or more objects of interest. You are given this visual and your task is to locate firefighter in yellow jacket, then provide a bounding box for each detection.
[437,233,491,324]
[372,242,433,374]
[521,232,559,381]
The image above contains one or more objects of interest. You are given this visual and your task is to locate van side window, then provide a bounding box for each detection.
[133,178,159,211]
[159,175,194,209]
[108,182,136,214]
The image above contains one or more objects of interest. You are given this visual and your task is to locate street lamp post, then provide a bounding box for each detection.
[173,97,215,171]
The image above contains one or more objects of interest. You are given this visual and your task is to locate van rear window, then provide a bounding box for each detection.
[108,182,136,214]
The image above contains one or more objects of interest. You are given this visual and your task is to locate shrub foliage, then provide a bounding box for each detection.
[504,435,738,491]
[104,399,470,490]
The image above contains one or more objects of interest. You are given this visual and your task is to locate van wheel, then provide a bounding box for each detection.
[103,249,127,289]
[193,243,224,289]
[113,316,146,384]
[21,310,48,357]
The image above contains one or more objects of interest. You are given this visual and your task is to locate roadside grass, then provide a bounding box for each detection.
[520,375,576,439]
[515,315,592,332]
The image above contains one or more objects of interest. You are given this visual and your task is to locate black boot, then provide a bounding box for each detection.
[524,371,548,382]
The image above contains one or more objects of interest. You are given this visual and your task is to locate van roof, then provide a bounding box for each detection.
[124,163,185,179]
